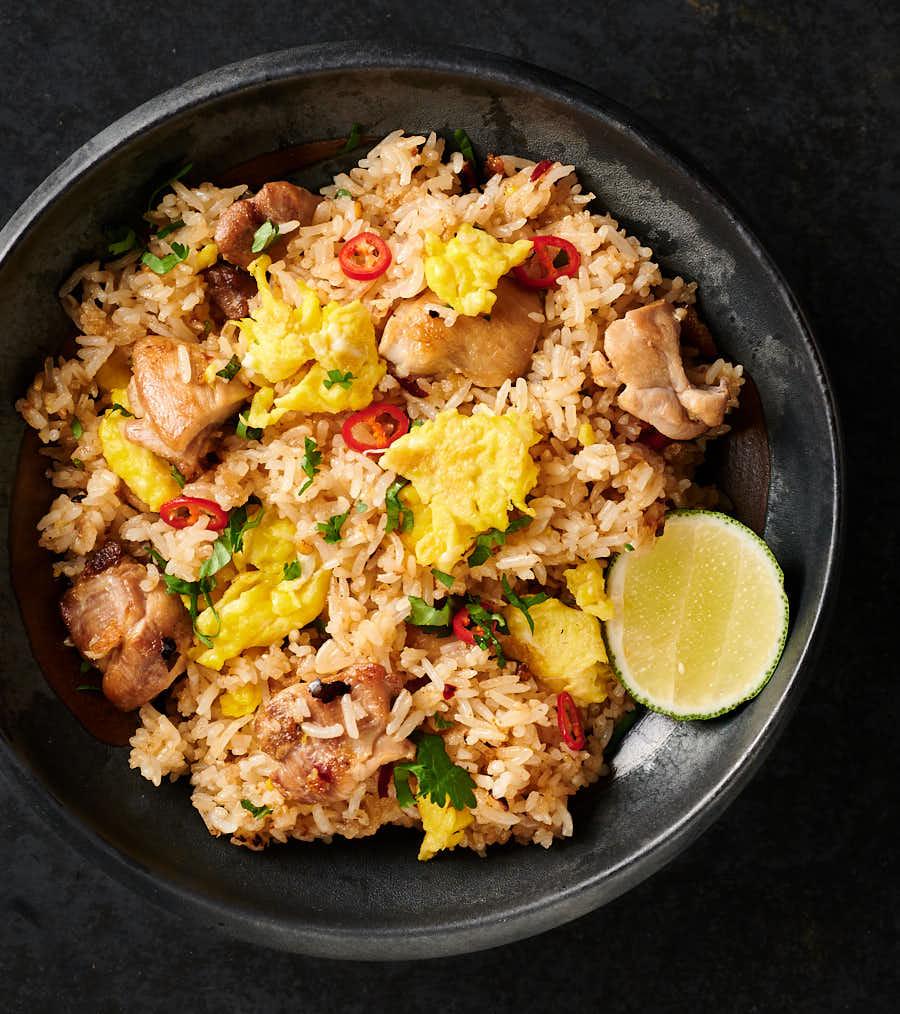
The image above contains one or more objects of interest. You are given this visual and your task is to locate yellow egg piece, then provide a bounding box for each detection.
[564,559,614,621]
[380,409,541,571]
[416,797,473,862]
[578,422,596,447]
[219,683,263,717]
[424,225,533,316]
[98,388,181,512]
[236,515,300,571]
[504,598,610,705]
[194,243,219,271]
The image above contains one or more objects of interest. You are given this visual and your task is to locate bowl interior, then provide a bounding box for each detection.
[0,47,840,958]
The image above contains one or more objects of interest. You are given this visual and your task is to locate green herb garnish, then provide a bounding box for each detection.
[432,568,455,589]
[236,413,263,441]
[432,714,454,730]
[341,123,362,154]
[72,458,84,470]
[108,403,134,418]
[105,225,138,256]
[500,576,548,634]
[464,597,509,667]
[79,660,94,674]
[76,684,103,692]
[385,477,414,534]
[467,515,530,567]
[624,543,635,552]
[156,219,185,239]
[334,188,352,198]
[198,497,264,581]
[216,355,242,381]
[240,799,273,820]
[407,595,451,628]
[299,436,322,495]
[71,418,83,440]
[146,162,194,213]
[169,464,186,489]
[393,733,476,810]
[453,128,476,165]
[282,560,302,581]
[355,501,368,513]
[409,419,424,429]
[323,369,355,391]
[251,220,279,254]
[317,510,350,543]
[141,242,190,274]
[148,546,220,648]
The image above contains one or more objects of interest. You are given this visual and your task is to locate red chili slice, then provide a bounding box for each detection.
[159,495,228,531]
[557,692,586,750]
[640,425,671,451]
[339,231,392,281]
[530,159,553,182]
[512,235,580,290]
[442,684,456,700]
[452,604,498,646]
[341,403,409,455]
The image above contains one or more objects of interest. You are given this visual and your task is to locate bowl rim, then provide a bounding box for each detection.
[0,42,845,958]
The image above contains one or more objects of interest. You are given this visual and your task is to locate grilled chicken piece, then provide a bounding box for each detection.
[379,276,542,388]
[603,300,728,440]
[214,181,322,268]
[254,664,413,804]
[202,262,258,321]
[60,540,190,711]
[124,335,251,478]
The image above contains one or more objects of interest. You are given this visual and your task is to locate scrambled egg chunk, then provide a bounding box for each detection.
[380,409,541,570]
[564,559,614,621]
[424,225,532,317]
[505,598,611,705]
[98,388,181,511]
[219,683,263,717]
[194,514,330,671]
[239,255,385,426]
[416,797,474,862]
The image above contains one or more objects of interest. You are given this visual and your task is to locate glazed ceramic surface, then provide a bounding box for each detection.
[0,44,842,958]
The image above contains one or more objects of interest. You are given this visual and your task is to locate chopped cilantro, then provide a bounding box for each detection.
[108,403,133,418]
[156,219,185,239]
[71,458,84,470]
[393,733,476,810]
[146,162,193,213]
[432,568,455,589]
[148,545,221,648]
[216,355,242,381]
[141,242,189,275]
[409,419,424,429]
[464,597,509,667]
[341,122,362,154]
[198,498,264,582]
[334,188,352,198]
[500,576,548,634]
[299,436,322,495]
[323,369,355,391]
[240,799,273,820]
[624,543,635,552]
[282,560,302,581]
[202,319,212,336]
[432,714,454,730]
[467,515,531,567]
[453,128,476,165]
[169,464,186,489]
[385,477,414,534]
[355,501,368,513]
[407,595,451,628]
[76,684,103,692]
[317,510,350,543]
[251,219,279,254]
[71,418,83,440]
[105,225,138,256]
[236,412,263,440]
[79,660,94,674]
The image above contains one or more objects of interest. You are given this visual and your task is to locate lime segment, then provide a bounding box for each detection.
[603,511,789,720]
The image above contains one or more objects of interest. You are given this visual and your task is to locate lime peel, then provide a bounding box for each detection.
[602,510,789,720]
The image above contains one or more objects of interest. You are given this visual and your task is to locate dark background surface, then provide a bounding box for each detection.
[0,1,896,1011]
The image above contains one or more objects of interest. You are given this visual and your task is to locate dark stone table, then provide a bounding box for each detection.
[1,2,896,1010]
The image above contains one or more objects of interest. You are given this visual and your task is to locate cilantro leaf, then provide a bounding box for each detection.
[432,568,454,589]
[108,403,134,418]
[141,242,189,274]
[156,219,185,239]
[467,515,531,567]
[432,714,454,730]
[341,122,362,154]
[240,799,273,820]
[624,543,635,552]
[407,595,451,628]
[71,418,83,440]
[216,355,242,381]
[169,463,186,489]
[147,544,221,648]
[105,225,138,256]
[393,733,476,810]
[71,458,84,470]
[76,684,103,693]
[453,128,476,165]
[317,510,349,543]
[236,412,263,440]
[197,498,264,583]
[465,597,509,667]
[299,437,322,495]
[355,501,368,513]
[500,576,548,634]
[146,162,193,213]
[323,369,355,391]
[251,219,279,254]
[283,560,302,581]
[385,477,414,534]
[334,188,352,198]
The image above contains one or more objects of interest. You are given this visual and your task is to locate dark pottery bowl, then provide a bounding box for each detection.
[0,44,842,959]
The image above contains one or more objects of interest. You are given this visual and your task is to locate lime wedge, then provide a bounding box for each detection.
[603,510,789,720]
